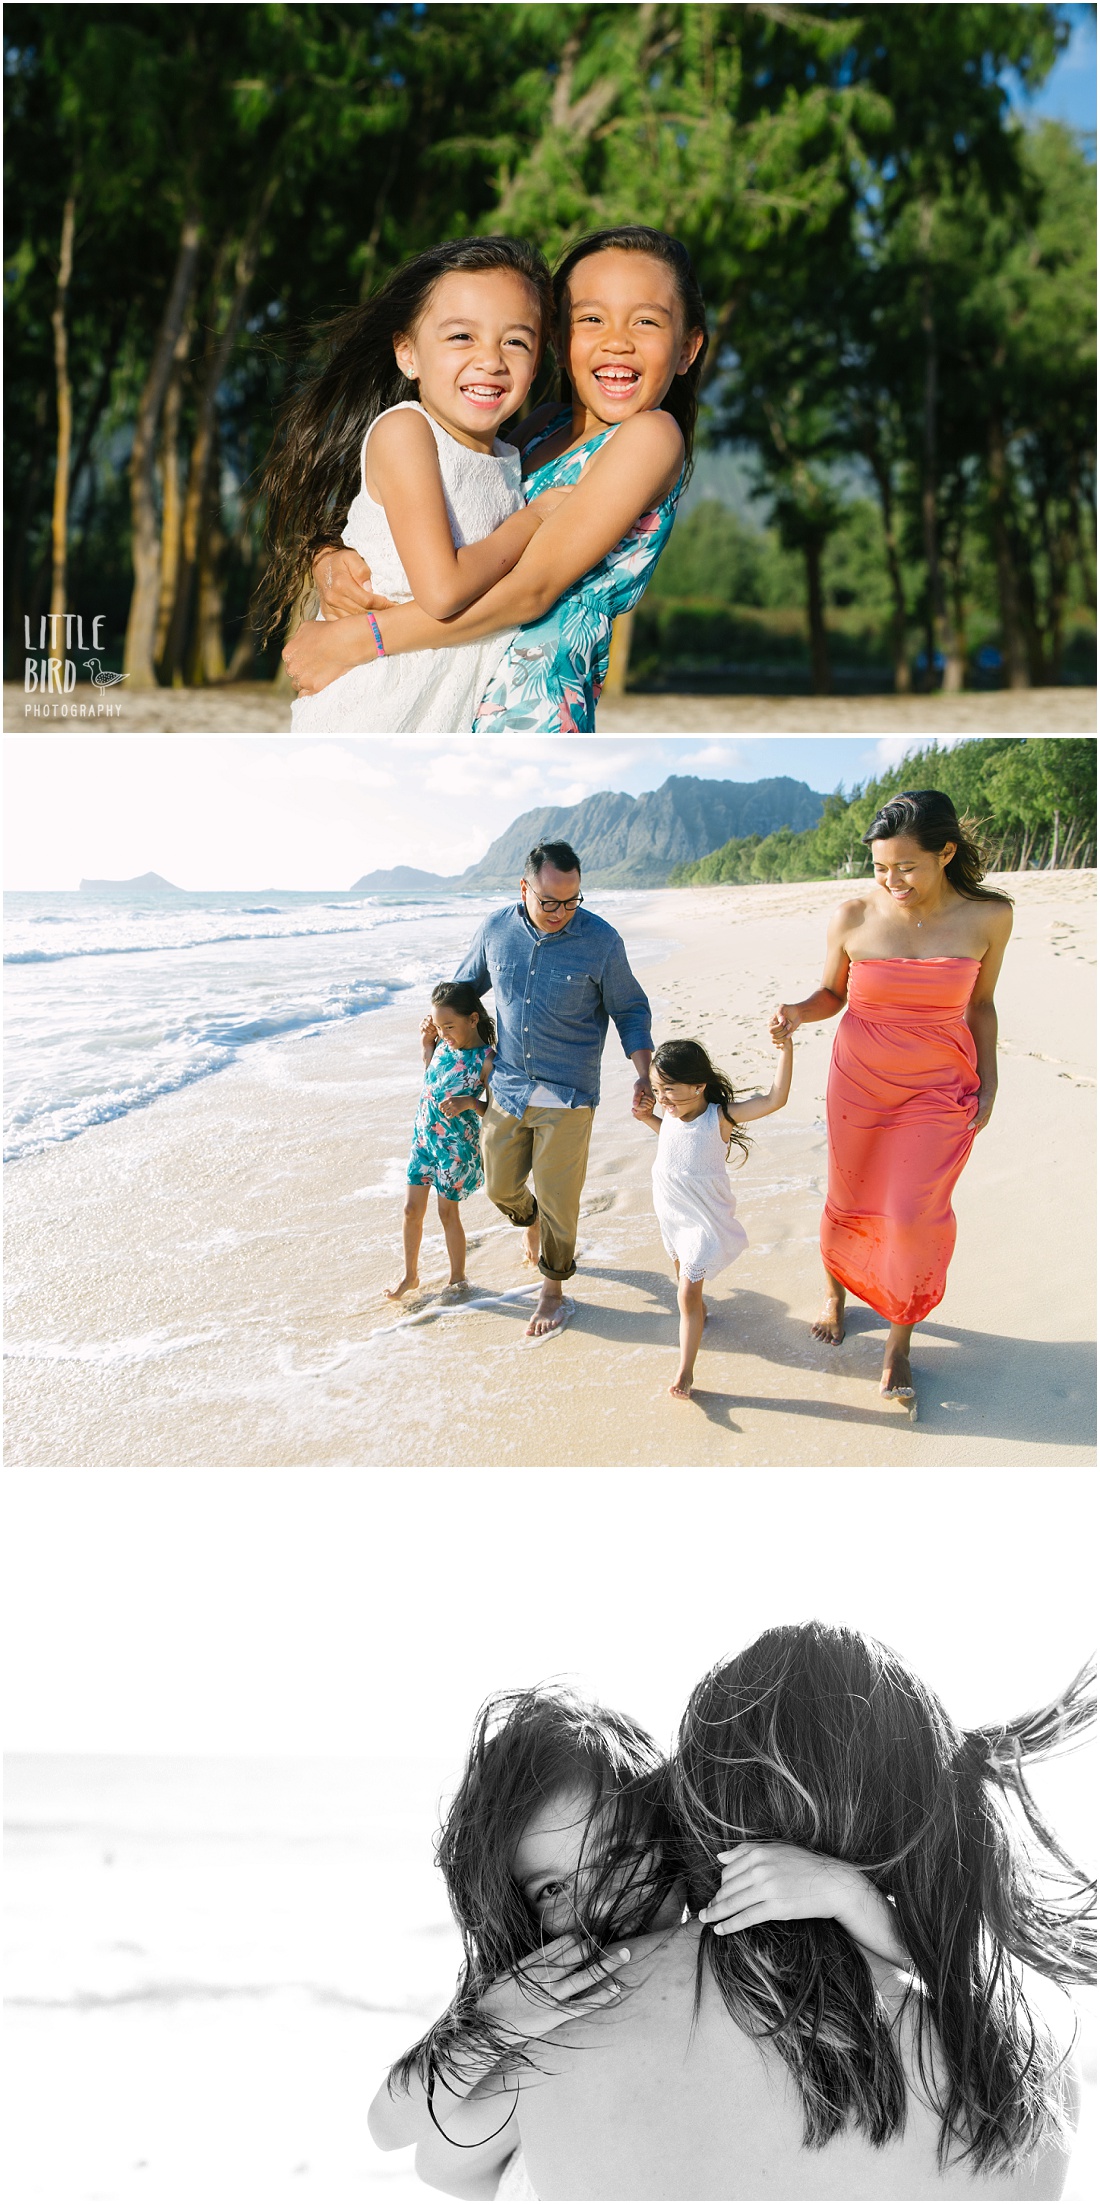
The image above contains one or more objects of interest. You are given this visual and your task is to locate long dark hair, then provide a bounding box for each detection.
[672,1622,1095,2171]
[255,236,554,642]
[431,981,495,1048]
[390,1684,682,2099]
[863,790,1013,905]
[552,226,708,467]
[653,1038,750,1158]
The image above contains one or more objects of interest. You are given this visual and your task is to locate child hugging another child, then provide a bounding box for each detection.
[634,1031,793,1400]
[385,984,494,1304]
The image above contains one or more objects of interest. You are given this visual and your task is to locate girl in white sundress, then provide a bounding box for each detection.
[256,238,569,732]
[634,1032,793,1400]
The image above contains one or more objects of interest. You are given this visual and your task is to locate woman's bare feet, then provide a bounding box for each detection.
[881,1347,917,1418]
[811,1289,845,1344]
[669,1371,695,1400]
[526,1281,568,1339]
[383,1273,420,1300]
[440,1279,470,1300]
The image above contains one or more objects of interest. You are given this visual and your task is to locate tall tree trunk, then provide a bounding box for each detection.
[154,303,196,670]
[123,209,202,686]
[986,417,1029,688]
[866,437,910,693]
[1049,810,1060,869]
[49,191,77,631]
[918,209,943,692]
[942,518,966,694]
[603,610,635,698]
[165,176,279,686]
[188,417,227,683]
[9,388,49,667]
[804,537,831,695]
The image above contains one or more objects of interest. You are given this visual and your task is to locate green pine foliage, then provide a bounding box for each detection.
[668,740,1098,885]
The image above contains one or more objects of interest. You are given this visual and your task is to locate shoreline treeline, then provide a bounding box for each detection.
[4,5,1095,692]
[668,739,1098,884]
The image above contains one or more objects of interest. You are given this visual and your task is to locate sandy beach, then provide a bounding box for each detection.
[5,679,1096,733]
[4,870,1095,1469]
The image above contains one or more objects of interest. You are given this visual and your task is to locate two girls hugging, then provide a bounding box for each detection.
[260,226,707,733]
[368,1625,1094,2200]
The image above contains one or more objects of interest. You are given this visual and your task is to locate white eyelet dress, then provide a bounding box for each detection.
[290,401,522,733]
[652,1104,749,1284]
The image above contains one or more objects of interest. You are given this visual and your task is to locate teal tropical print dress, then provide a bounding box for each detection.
[472,408,684,735]
[407,1041,490,1200]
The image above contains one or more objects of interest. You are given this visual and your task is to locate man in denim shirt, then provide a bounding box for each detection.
[453,839,653,1337]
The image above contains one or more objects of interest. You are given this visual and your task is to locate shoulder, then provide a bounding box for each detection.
[368,405,438,464]
[830,895,871,938]
[609,410,685,465]
[980,893,1014,940]
[575,907,620,953]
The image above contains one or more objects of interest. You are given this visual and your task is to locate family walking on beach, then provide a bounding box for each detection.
[369,1620,1094,2199]
[266,224,705,732]
[384,787,1013,1417]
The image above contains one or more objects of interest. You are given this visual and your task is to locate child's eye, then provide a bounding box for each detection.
[534,1880,563,1904]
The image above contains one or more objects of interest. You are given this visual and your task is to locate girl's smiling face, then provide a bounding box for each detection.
[653,1075,708,1120]
[393,268,543,450]
[431,1001,483,1050]
[562,249,704,426]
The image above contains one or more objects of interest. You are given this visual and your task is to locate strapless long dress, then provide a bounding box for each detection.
[821,958,981,1327]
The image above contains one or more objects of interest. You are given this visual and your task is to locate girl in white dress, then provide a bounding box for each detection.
[367,1685,908,2197]
[634,1033,793,1400]
[256,238,569,732]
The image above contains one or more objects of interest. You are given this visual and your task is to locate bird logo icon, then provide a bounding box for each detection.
[83,657,129,688]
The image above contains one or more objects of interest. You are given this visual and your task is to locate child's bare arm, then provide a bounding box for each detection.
[368,410,555,621]
[421,1015,440,1065]
[699,1843,910,1971]
[632,1093,662,1135]
[726,1035,793,1125]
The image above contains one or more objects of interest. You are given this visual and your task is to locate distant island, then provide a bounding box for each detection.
[349,774,825,894]
[79,871,182,893]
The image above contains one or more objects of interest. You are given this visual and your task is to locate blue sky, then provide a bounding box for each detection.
[4,734,975,891]
[1010,3,1096,144]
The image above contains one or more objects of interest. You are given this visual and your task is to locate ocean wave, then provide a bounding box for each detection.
[5,1328,223,1367]
[4,975,411,1161]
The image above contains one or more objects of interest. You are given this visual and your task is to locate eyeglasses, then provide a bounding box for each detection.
[526,890,584,914]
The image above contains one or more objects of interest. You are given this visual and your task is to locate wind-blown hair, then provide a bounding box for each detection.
[672,1622,1095,2172]
[863,789,1013,905]
[390,1684,682,2100]
[431,981,495,1048]
[255,236,554,642]
[653,1038,751,1159]
[552,226,708,466]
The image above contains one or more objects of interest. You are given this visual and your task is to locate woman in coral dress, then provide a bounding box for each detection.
[771,790,1013,1419]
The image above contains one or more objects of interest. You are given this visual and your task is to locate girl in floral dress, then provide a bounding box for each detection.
[288,227,707,733]
[384,984,494,1302]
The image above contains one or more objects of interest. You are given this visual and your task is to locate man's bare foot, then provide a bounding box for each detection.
[669,1372,695,1400]
[522,1219,540,1268]
[811,1294,845,1344]
[383,1273,419,1300]
[440,1279,470,1300]
[526,1283,567,1338]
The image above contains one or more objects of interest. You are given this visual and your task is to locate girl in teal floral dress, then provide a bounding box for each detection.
[384,984,494,1302]
[297,228,707,734]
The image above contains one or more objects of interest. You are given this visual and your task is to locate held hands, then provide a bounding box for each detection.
[311,546,395,620]
[632,1090,656,1123]
[478,1934,633,2045]
[770,1005,801,1043]
[420,1015,440,1059]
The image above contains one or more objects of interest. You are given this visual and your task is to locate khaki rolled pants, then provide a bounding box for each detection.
[481,1099,594,1282]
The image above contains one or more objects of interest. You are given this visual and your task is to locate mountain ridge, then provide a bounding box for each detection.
[350,775,825,893]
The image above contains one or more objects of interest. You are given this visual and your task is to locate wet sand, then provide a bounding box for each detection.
[5,872,1095,1469]
[5,680,1096,734]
